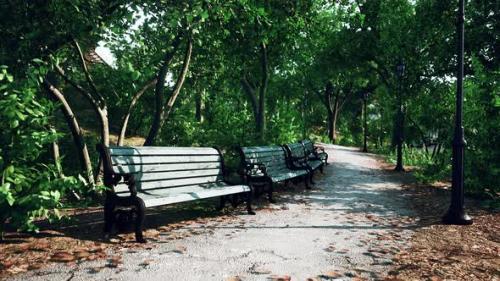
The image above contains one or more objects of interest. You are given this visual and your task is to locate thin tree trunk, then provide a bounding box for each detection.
[144,35,193,146]
[331,98,340,143]
[51,140,64,178]
[143,33,183,146]
[117,79,157,145]
[327,109,334,142]
[43,80,95,186]
[195,89,203,122]
[241,77,259,122]
[257,42,268,141]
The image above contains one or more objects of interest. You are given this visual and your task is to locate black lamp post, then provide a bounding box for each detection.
[443,0,473,225]
[362,92,369,153]
[394,60,405,172]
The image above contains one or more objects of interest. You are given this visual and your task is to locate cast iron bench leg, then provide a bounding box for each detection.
[217,196,227,211]
[246,189,256,215]
[103,196,115,240]
[268,181,276,203]
[133,197,146,243]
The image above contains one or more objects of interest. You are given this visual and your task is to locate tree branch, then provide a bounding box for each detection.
[117,78,157,145]
[72,39,105,104]
[55,64,98,107]
[165,35,193,113]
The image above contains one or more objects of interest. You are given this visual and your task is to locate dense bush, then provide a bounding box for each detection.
[0,67,84,238]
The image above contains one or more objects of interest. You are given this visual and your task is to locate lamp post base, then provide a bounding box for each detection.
[394,166,405,172]
[442,209,473,225]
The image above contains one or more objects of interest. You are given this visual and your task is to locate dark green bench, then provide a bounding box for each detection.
[301,140,328,166]
[284,142,324,180]
[239,145,311,202]
[97,145,254,242]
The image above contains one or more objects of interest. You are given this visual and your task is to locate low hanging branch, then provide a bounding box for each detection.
[144,34,193,146]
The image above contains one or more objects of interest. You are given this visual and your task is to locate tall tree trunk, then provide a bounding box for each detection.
[144,36,193,146]
[239,43,269,142]
[257,42,268,141]
[327,109,334,142]
[43,80,95,186]
[241,77,259,122]
[144,33,183,146]
[195,89,203,122]
[330,98,339,143]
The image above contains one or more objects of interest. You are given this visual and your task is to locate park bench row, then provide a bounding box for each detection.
[97,140,328,242]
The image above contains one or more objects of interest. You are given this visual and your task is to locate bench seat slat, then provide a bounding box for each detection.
[308,160,323,170]
[131,169,222,182]
[124,184,251,208]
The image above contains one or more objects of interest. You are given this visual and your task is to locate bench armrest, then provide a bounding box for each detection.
[314,146,325,154]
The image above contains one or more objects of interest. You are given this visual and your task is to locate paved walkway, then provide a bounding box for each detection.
[12,145,419,281]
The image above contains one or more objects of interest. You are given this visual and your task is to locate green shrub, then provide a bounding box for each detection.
[0,66,84,238]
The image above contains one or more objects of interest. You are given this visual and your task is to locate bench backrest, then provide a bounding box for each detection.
[284,142,306,160]
[240,146,288,175]
[103,146,224,194]
[301,140,315,155]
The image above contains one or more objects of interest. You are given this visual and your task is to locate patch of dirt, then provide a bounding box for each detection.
[386,182,500,281]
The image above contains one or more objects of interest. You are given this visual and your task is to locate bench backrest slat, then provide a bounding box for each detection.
[285,142,306,159]
[241,146,288,174]
[107,146,224,192]
[301,140,315,155]
[113,162,221,174]
[109,146,218,156]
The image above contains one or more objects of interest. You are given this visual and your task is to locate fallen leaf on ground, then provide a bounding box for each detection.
[319,270,342,278]
[50,252,74,263]
[267,275,291,281]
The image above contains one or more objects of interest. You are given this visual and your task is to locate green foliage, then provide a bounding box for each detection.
[0,67,84,236]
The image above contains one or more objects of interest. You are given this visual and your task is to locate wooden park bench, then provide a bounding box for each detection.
[97,145,254,243]
[239,146,311,203]
[284,142,324,182]
[301,140,328,166]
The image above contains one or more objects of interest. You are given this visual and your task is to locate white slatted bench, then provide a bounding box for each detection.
[97,145,254,242]
[239,145,310,203]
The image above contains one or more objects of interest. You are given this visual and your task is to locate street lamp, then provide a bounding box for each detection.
[362,92,369,153]
[394,60,405,172]
[443,0,473,225]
